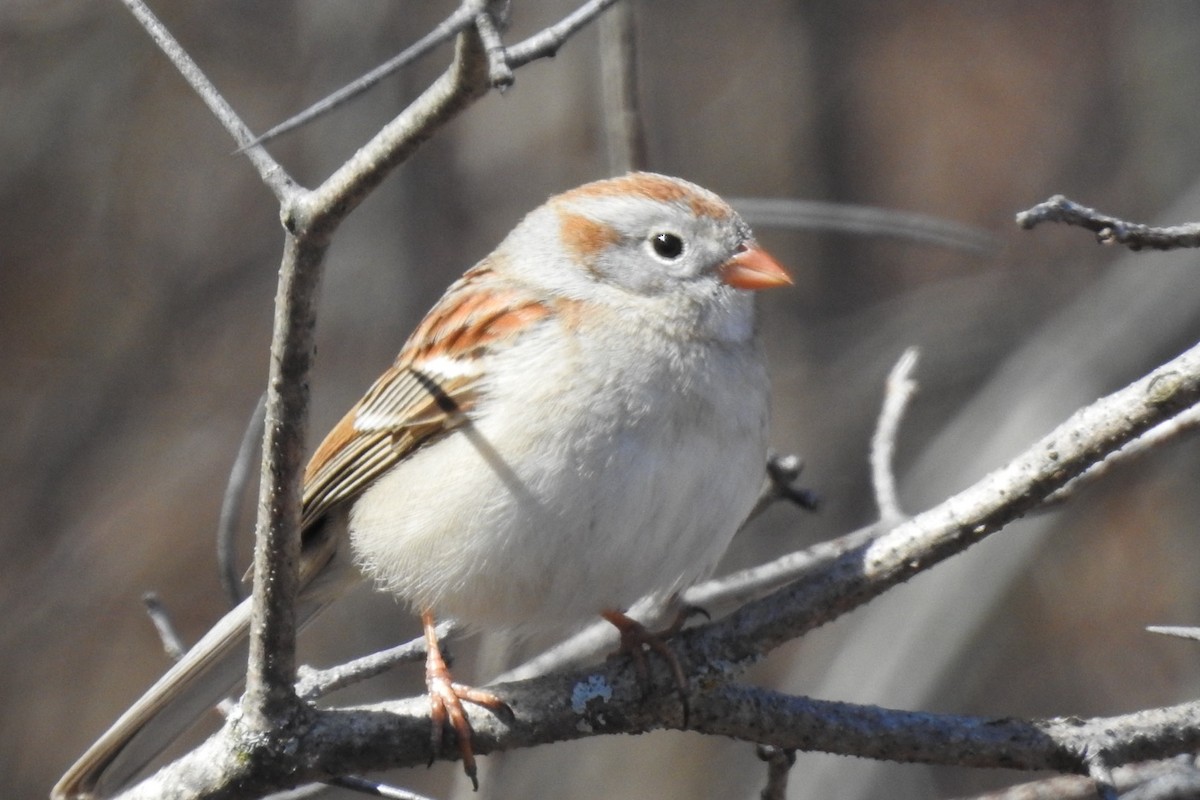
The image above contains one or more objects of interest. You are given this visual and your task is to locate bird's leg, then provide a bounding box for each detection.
[422,610,508,790]
[600,607,699,728]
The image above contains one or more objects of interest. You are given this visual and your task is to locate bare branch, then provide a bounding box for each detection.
[474,3,515,89]
[1147,625,1200,643]
[141,593,188,664]
[756,744,796,800]
[217,394,265,606]
[1043,400,1200,506]
[732,197,999,254]
[327,775,437,800]
[1016,194,1200,251]
[688,339,1200,667]
[870,347,919,525]
[131,675,1200,796]
[295,623,454,702]
[242,234,328,731]
[287,31,491,243]
[117,0,296,201]
[244,3,481,149]
[505,0,623,67]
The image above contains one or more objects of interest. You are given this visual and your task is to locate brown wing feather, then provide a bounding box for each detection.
[298,260,554,534]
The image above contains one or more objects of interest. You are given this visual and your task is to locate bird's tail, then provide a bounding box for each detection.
[52,537,355,800]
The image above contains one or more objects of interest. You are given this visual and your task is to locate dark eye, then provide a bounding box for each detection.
[650,232,684,260]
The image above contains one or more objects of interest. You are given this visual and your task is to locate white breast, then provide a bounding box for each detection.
[348,303,769,634]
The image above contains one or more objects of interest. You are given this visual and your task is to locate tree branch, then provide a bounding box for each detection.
[243,2,482,149]
[870,347,919,525]
[1016,194,1200,251]
[117,0,297,201]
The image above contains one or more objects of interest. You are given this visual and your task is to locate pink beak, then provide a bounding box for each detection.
[718,243,793,291]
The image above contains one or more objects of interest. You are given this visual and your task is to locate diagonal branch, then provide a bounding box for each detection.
[242,2,483,149]
[692,339,1200,668]
[118,0,297,201]
[284,30,491,244]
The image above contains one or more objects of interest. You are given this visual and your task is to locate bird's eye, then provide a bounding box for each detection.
[650,232,684,260]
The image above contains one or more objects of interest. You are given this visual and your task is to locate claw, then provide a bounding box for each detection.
[600,609,692,728]
[422,611,509,790]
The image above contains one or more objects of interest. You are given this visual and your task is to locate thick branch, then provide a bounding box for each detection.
[127,666,1200,798]
[242,234,329,731]
[692,340,1200,668]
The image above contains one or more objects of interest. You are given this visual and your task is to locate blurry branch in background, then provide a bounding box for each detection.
[733,197,999,254]
[216,394,264,606]
[599,1,646,173]
[1018,194,1200,251]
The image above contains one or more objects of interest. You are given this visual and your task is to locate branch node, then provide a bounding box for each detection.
[756,744,797,800]
[142,592,188,663]
[1016,194,1200,252]
[475,3,515,89]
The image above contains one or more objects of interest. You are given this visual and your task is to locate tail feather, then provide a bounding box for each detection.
[53,597,254,799]
[53,544,355,800]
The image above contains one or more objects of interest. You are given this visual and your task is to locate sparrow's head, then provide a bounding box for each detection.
[501,172,792,305]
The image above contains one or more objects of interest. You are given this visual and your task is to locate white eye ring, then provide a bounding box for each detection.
[648,232,685,261]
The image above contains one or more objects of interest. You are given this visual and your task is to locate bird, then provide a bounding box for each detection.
[53,172,792,799]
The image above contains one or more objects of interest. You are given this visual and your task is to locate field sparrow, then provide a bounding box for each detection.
[54,172,791,799]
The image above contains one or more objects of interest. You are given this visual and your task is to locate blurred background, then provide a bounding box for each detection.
[5,1,1200,798]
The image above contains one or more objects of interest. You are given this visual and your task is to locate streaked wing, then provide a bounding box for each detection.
[300,365,477,531]
[299,260,554,534]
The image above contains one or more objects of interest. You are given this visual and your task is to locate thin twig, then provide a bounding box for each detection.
[599,1,647,173]
[745,452,820,523]
[757,744,796,800]
[495,522,880,683]
[328,775,438,800]
[217,393,265,606]
[288,30,491,243]
[242,2,482,149]
[1016,194,1200,251]
[505,0,623,66]
[871,347,919,525]
[118,0,296,200]
[732,197,999,254]
[1146,626,1200,643]
[295,623,454,702]
[141,593,188,663]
